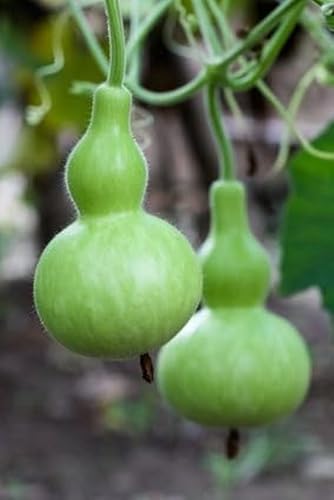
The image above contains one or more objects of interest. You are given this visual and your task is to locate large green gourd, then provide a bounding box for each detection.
[157,180,311,427]
[33,84,202,359]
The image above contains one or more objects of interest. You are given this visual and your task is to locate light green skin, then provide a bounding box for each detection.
[199,182,271,308]
[33,84,202,359]
[157,307,311,427]
[157,181,311,427]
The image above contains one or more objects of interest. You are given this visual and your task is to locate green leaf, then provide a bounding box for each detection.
[280,122,334,312]
[2,123,58,176]
[25,17,106,132]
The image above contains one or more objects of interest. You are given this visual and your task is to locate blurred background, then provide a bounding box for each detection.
[1,0,334,499]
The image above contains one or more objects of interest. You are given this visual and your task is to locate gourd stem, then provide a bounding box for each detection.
[104,0,126,86]
[205,83,235,180]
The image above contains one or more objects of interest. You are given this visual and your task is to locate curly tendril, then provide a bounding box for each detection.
[271,65,318,176]
[26,12,69,125]
[257,80,334,165]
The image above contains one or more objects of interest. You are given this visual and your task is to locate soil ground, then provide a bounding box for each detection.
[1,281,334,500]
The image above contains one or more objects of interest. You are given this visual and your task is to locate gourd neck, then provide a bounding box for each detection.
[65,83,148,216]
[89,84,132,133]
[209,180,249,238]
[200,180,271,309]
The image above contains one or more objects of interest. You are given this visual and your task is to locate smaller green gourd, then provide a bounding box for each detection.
[157,180,310,429]
[33,83,202,361]
[199,181,270,308]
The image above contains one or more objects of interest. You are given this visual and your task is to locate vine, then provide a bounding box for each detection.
[29,0,334,173]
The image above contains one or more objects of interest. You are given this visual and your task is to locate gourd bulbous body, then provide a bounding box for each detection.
[157,307,311,427]
[157,180,311,427]
[33,84,202,359]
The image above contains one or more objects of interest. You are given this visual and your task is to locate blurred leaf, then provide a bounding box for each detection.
[279,122,334,312]
[3,13,107,178]
[0,231,11,260]
[2,123,58,175]
[6,480,26,500]
[24,16,106,131]
[103,394,156,435]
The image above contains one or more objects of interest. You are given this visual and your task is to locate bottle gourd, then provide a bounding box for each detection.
[157,180,311,428]
[33,84,202,359]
